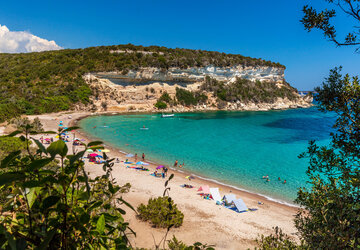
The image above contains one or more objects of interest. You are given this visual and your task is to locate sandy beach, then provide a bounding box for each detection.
[4,111,298,249]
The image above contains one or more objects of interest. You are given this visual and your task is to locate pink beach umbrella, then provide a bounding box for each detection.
[89,153,98,157]
[156,165,165,170]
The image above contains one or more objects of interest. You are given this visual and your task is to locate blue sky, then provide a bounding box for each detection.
[0,0,358,90]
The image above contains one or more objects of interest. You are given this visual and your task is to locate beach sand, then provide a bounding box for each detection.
[13,111,298,249]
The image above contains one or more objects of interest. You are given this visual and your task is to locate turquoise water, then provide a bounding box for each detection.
[80,107,335,204]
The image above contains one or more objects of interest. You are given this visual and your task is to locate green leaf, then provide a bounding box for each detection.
[47,140,67,158]
[108,182,115,194]
[62,126,79,133]
[0,172,25,185]
[36,229,56,250]
[0,150,21,168]
[42,131,56,134]
[89,201,103,211]
[27,158,52,171]
[118,197,135,212]
[80,213,90,224]
[96,214,105,234]
[42,195,60,210]
[6,130,22,137]
[26,187,40,208]
[31,138,47,155]
[68,150,85,166]
[87,141,103,147]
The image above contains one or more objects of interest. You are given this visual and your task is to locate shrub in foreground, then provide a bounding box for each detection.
[137,196,184,228]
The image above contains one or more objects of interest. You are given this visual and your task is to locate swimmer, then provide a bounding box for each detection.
[266,178,270,182]
[283,180,287,184]
[278,177,281,181]
[93,126,97,129]
[262,175,269,179]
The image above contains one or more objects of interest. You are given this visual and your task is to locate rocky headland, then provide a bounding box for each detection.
[81,65,312,113]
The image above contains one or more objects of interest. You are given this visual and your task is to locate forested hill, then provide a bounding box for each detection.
[0,44,285,122]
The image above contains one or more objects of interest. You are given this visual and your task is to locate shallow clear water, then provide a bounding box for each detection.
[80,107,335,204]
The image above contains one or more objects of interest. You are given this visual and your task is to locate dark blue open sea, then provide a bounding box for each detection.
[80,107,335,205]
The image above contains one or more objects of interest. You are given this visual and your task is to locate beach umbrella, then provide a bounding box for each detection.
[45,138,51,141]
[124,161,133,164]
[101,149,110,153]
[136,161,149,166]
[95,155,103,158]
[86,149,94,152]
[89,153,98,157]
[126,153,134,157]
[156,165,165,170]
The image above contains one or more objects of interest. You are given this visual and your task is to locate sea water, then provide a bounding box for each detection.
[80,107,335,204]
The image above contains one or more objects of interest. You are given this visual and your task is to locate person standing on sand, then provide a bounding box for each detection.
[142,153,145,161]
[174,160,178,167]
[135,153,137,162]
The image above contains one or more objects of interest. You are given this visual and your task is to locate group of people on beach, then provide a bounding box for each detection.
[134,153,145,161]
[262,175,286,184]
[174,160,185,168]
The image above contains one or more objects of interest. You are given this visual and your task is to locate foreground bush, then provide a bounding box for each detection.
[137,196,184,228]
[0,125,134,249]
[168,236,215,250]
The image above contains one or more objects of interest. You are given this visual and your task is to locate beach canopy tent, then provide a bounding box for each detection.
[233,198,248,213]
[223,194,237,206]
[210,188,222,203]
[86,149,94,152]
[197,185,210,194]
[136,161,149,166]
[156,165,165,170]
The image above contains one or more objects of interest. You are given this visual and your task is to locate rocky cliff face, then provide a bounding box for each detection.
[81,70,312,113]
[96,65,285,84]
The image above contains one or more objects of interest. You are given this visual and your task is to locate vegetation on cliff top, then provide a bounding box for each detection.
[0,44,285,122]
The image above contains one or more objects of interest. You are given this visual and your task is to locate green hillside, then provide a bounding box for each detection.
[0,44,285,122]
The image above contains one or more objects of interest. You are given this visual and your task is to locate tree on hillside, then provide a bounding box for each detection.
[301,0,360,50]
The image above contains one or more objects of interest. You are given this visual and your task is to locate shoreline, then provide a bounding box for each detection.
[75,112,299,208]
[16,110,299,249]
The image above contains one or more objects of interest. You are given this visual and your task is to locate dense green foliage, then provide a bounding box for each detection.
[295,68,360,248]
[0,126,134,249]
[257,69,360,249]
[158,91,173,103]
[175,88,208,106]
[167,236,215,250]
[0,136,27,160]
[201,76,298,104]
[137,196,184,228]
[0,44,284,122]
[256,227,299,250]
[155,101,167,109]
[9,117,44,132]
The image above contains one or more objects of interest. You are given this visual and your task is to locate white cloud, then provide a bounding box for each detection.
[0,25,63,53]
